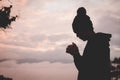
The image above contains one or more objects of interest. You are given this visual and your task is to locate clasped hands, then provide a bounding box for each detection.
[66,42,80,56]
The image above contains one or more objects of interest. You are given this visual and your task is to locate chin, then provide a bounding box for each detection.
[79,38,87,41]
[82,39,87,41]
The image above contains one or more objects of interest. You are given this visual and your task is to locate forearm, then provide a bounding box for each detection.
[73,53,82,71]
[66,42,82,70]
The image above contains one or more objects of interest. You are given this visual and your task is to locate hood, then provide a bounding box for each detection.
[96,33,112,42]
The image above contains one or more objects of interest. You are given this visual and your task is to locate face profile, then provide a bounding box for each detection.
[72,7,94,41]
[76,32,88,41]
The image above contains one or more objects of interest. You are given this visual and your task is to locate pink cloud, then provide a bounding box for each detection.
[0,61,77,80]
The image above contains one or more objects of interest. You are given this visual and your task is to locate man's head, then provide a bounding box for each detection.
[75,30,95,41]
[77,7,86,15]
[72,7,94,41]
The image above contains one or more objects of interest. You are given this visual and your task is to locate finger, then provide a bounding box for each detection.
[66,47,71,52]
[66,47,72,53]
[72,42,75,44]
[72,43,78,48]
[67,44,73,47]
[66,47,70,52]
[67,46,74,50]
[66,49,70,53]
[72,42,76,46]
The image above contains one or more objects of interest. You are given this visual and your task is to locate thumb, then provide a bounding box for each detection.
[72,42,77,46]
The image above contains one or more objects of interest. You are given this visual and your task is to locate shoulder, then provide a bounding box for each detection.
[93,32,112,47]
[95,33,112,41]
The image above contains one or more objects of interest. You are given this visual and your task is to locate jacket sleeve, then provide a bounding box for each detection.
[73,53,83,71]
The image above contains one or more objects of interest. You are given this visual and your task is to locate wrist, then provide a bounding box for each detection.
[73,52,80,57]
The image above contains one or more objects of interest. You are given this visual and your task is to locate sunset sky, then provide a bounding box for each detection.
[0,0,120,80]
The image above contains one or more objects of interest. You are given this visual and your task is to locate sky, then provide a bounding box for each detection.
[0,0,120,80]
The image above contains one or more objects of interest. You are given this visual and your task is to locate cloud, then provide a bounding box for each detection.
[0,47,20,60]
[0,59,11,63]
[93,7,120,55]
[12,0,28,6]
[0,0,120,80]
[78,0,120,58]
[0,61,77,80]
[0,46,73,64]
[0,0,119,63]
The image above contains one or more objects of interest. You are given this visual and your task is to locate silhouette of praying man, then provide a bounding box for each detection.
[66,7,111,80]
